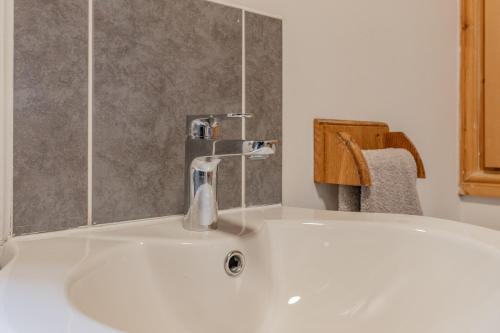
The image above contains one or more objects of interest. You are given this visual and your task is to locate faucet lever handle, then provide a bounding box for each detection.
[188,113,253,139]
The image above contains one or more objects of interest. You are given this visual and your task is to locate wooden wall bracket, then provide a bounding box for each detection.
[314,119,426,186]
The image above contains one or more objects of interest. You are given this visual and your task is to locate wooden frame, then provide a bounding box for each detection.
[460,0,500,197]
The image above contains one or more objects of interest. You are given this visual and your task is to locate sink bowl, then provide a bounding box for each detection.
[67,230,272,333]
[1,206,500,333]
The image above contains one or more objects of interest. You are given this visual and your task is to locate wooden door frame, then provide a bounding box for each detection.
[461,0,500,197]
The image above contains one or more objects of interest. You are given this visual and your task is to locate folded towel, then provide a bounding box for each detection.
[338,148,422,215]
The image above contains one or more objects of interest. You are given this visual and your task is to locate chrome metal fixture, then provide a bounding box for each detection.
[224,250,245,277]
[184,113,277,231]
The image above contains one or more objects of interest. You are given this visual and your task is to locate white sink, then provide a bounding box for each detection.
[1,206,500,333]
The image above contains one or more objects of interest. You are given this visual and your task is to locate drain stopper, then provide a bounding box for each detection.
[224,250,245,277]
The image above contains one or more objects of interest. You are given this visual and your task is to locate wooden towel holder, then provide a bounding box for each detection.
[314,119,426,186]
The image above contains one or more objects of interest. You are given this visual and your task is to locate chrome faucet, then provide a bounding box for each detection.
[184,113,277,231]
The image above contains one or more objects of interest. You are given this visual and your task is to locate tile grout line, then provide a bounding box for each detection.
[241,10,246,208]
[87,0,93,226]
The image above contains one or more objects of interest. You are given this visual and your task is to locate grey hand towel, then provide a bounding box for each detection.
[338,148,423,215]
[338,185,360,212]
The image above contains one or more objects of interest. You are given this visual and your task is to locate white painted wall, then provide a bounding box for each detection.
[222,0,500,229]
[0,1,4,242]
[0,0,13,242]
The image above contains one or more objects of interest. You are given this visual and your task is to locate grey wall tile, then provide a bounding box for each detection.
[245,12,283,206]
[217,156,242,210]
[93,0,242,224]
[13,0,88,235]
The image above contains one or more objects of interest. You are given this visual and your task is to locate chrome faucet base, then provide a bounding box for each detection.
[183,157,220,231]
[182,219,218,232]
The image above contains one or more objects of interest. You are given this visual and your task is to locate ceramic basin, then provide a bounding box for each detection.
[1,206,500,333]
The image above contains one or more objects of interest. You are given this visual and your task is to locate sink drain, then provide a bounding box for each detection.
[224,250,245,277]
